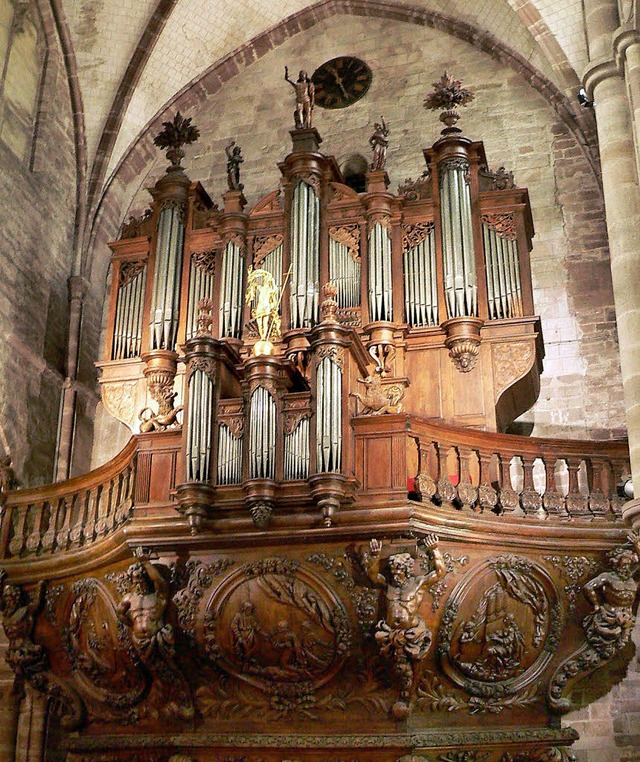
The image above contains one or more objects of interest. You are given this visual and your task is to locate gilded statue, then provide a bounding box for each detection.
[548,531,640,713]
[285,66,315,129]
[117,558,193,720]
[362,535,446,718]
[246,266,281,354]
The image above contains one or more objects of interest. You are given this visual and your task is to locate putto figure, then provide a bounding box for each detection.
[362,535,446,718]
[369,117,389,171]
[285,66,315,129]
[225,139,244,191]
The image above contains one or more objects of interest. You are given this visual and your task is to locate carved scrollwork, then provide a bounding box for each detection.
[493,342,534,398]
[297,172,321,196]
[501,749,576,762]
[482,213,516,241]
[329,224,360,262]
[172,558,235,633]
[542,555,599,612]
[398,169,432,201]
[547,533,640,714]
[250,189,282,214]
[120,210,152,239]
[439,157,470,185]
[368,211,391,228]
[102,381,138,430]
[191,248,216,275]
[479,164,515,192]
[189,356,217,381]
[316,345,345,371]
[119,260,146,287]
[253,233,283,267]
[402,221,434,251]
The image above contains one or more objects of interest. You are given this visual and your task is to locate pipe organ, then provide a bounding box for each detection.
[8,86,636,762]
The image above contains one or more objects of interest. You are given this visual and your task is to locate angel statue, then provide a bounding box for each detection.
[246,267,282,355]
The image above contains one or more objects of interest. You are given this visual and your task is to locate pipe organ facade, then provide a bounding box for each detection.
[1,91,637,762]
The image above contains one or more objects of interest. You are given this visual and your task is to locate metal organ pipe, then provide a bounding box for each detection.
[290,181,320,328]
[329,238,360,308]
[439,159,477,318]
[284,418,310,480]
[481,222,523,320]
[149,203,185,350]
[316,356,342,473]
[185,368,214,482]
[219,240,244,339]
[112,266,147,360]
[249,387,276,480]
[403,227,437,327]
[368,222,393,322]
[217,423,242,484]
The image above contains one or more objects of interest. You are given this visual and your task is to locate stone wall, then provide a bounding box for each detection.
[0,0,76,486]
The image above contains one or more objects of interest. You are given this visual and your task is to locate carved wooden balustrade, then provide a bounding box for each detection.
[354,414,630,521]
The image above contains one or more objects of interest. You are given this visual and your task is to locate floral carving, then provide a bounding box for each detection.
[191,249,216,276]
[542,555,599,612]
[493,342,534,398]
[403,221,434,251]
[119,260,146,287]
[479,164,515,192]
[172,558,235,632]
[120,211,152,239]
[398,170,432,201]
[317,345,345,370]
[482,213,516,241]
[329,224,360,262]
[153,112,200,169]
[253,234,283,267]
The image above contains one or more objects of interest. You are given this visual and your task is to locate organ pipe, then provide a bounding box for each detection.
[482,222,523,320]
[150,202,186,350]
[368,222,393,322]
[290,181,320,328]
[329,237,360,308]
[403,227,437,327]
[316,356,342,473]
[185,368,214,482]
[284,418,310,480]
[219,239,244,338]
[439,159,477,318]
[112,265,147,360]
[217,423,243,484]
[249,387,277,480]
[186,255,216,340]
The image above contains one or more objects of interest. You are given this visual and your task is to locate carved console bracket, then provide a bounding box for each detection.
[442,317,483,373]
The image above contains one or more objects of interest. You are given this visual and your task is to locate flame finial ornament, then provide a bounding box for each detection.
[423,72,474,133]
[153,112,200,170]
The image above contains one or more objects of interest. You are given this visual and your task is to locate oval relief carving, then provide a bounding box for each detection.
[438,555,561,697]
[203,558,350,692]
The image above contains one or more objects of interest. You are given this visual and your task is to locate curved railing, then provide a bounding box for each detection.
[353,414,630,521]
[0,439,139,559]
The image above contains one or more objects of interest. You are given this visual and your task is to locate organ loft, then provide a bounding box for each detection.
[0,72,638,762]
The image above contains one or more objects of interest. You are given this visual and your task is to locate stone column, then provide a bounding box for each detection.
[583,0,640,493]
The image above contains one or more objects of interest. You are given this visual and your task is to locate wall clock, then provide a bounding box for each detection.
[312,57,372,109]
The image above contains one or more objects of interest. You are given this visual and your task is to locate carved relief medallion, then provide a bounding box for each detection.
[203,558,350,693]
[438,555,561,697]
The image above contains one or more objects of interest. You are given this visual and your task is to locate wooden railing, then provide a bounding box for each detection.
[0,439,138,560]
[353,415,630,521]
[0,417,630,560]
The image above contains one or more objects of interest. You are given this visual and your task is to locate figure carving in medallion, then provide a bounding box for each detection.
[284,67,315,129]
[362,535,446,718]
[117,558,194,721]
[548,531,640,713]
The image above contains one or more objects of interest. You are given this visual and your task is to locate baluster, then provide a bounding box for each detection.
[609,457,631,519]
[542,455,565,517]
[69,490,89,547]
[588,457,610,519]
[416,440,437,502]
[95,480,112,536]
[457,447,478,511]
[24,503,47,556]
[477,449,498,513]
[498,454,519,514]
[520,456,543,516]
[116,465,134,524]
[56,494,76,550]
[8,504,27,557]
[435,442,457,505]
[565,457,589,518]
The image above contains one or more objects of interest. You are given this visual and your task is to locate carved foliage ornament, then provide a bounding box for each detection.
[482,213,516,241]
[191,248,216,275]
[118,260,146,287]
[253,234,283,267]
[329,224,361,262]
[479,164,515,192]
[316,345,345,370]
[403,221,434,252]
[493,342,534,397]
[120,210,152,239]
[398,169,432,201]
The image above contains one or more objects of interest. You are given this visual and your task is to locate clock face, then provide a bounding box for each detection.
[312,57,372,109]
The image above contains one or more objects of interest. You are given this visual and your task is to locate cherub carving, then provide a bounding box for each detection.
[351,373,404,415]
[117,558,193,720]
[361,535,446,718]
[548,531,640,713]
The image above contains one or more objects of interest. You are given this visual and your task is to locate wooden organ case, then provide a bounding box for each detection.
[0,97,638,762]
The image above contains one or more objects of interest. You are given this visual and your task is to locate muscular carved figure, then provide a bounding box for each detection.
[0,572,47,680]
[548,531,640,713]
[117,559,193,720]
[362,535,446,718]
[285,66,315,129]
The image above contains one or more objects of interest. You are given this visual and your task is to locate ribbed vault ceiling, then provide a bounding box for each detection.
[59,0,588,211]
